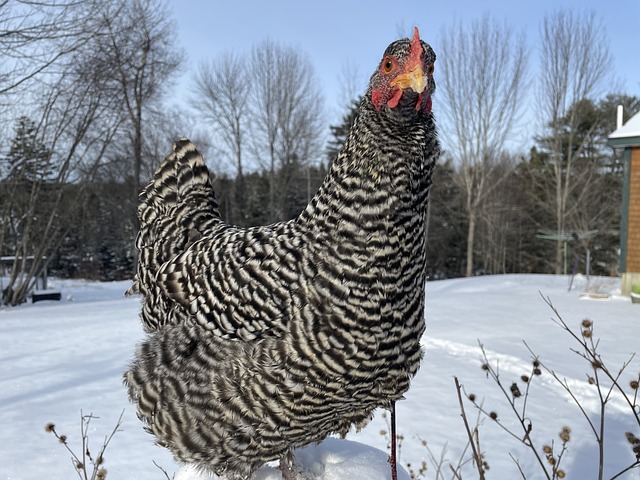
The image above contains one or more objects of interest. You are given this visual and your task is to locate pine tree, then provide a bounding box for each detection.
[3,116,52,182]
[326,97,360,167]
[527,95,640,275]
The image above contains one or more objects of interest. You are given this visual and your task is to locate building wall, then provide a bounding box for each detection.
[627,147,640,273]
[622,272,640,296]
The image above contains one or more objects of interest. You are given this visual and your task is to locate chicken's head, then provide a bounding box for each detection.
[370,27,436,115]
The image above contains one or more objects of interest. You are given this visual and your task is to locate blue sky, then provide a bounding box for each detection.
[168,0,640,151]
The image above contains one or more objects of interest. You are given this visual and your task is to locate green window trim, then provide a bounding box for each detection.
[609,136,640,148]
[620,148,631,273]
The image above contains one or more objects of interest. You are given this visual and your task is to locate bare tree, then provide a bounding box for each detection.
[0,0,190,297]
[475,152,530,275]
[336,59,364,112]
[249,40,324,221]
[0,0,97,97]
[0,65,122,305]
[250,40,281,221]
[439,15,527,276]
[192,53,250,222]
[0,0,158,305]
[535,10,612,274]
[93,0,181,203]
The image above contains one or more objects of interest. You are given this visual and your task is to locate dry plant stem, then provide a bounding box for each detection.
[153,460,174,480]
[448,463,463,480]
[508,453,527,479]
[52,421,90,480]
[49,410,124,480]
[422,435,473,480]
[541,294,640,431]
[525,340,605,478]
[424,442,447,479]
[90,410,124,477]
[535,295,640,479]
[610,462,640,480]
[467,297,639,480]
[474,345,553,479]
[454,376,485,480]
[448,433,475,478]
[55,431,88,480]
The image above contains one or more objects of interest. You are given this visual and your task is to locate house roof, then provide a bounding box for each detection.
[609,110,640,147]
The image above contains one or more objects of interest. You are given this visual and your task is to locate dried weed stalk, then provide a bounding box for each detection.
[457,295,640,480]
[46,410,123,480]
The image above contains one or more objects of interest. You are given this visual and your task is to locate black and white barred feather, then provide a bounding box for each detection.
[125,31,440,479]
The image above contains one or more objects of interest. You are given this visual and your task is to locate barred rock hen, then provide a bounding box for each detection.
[125,27,439,479]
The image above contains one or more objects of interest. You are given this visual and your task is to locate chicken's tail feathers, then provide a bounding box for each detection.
[141,137,222,232]
[129,138,222,329]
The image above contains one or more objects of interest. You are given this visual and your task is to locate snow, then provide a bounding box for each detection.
[609,110,640,139]
[1,274,638,479]
[175,439,411,480]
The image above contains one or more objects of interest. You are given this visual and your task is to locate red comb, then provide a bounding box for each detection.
[408,27,423,66]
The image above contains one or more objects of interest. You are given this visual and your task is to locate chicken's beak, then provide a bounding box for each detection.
[390,27,426,94]
[390,64,426,94]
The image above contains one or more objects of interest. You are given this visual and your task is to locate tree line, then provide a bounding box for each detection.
[0,0,326,305]
[0,2,637,305]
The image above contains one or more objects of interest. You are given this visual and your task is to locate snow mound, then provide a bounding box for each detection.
[175,438,411,480]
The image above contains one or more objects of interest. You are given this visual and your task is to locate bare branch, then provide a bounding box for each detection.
[249,40,324,222]
[438,14,527,276]
[534,10,613,273]
[454,376,486,479]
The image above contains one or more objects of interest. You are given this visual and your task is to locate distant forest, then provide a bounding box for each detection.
[0,1,638,305]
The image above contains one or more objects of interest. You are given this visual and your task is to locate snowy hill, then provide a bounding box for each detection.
[0,274,638,479]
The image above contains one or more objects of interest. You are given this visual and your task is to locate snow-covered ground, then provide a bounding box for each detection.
[1,274,638,479]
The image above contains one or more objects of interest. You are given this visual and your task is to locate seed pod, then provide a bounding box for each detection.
[510,382,522,398]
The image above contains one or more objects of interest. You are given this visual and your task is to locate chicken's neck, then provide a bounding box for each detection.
[298,106,437,243]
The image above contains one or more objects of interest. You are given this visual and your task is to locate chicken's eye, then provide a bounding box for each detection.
[382,56,395,74]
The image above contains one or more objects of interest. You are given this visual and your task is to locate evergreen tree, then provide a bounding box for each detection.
[326,97,360,166]
[425,156,467,278]
[526,95,640,275]
[3,117,52,181]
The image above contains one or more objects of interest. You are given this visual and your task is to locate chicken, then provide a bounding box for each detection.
[125,27,439,479]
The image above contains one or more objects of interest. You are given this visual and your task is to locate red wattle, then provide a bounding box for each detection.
[371,89,382,110]
[387,88,403,108]
[422,96,432,115]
